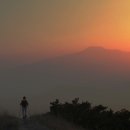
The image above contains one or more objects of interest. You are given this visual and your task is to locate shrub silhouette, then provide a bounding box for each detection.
[50,98,130,130]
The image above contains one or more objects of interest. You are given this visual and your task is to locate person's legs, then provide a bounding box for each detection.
[24,107,27,118]
[22,107,27,119]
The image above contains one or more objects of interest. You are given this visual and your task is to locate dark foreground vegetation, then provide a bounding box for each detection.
[31,113,85,130]
[50,98,130,130]
[0,114,19,130]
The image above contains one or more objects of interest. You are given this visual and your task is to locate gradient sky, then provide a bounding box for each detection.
[0,0,130,61]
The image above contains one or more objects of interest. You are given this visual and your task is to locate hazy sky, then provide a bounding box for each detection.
[1,1,130,114]
[1,0,130,61]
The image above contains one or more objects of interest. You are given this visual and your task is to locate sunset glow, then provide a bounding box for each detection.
[0,0,130,60]
[1,0,130,118]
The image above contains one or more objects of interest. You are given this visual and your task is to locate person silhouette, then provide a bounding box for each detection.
[20,96,29,119]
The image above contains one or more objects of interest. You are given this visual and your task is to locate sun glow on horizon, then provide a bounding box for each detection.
[0,0,130,59]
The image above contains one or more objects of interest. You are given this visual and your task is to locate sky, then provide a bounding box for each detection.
[0,0,130,61]
[1,0,130,114]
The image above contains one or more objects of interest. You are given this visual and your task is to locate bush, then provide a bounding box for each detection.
[50,98,130,130]
[0,114,19,130]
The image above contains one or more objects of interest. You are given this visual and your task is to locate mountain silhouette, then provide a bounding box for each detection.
[1,47,130,113]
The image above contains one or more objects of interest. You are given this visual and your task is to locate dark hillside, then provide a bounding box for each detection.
[50,98,130,130]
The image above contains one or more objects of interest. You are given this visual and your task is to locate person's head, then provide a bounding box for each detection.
[23,96,26,100]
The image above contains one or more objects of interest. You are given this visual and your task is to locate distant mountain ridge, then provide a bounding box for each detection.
[0,46,130,113]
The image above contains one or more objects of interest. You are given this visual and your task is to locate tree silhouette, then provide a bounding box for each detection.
[50,98,130,130]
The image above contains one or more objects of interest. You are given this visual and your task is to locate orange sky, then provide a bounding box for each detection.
[0,0,130,60]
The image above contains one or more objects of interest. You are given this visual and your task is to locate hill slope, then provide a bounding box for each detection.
[1,47,130,112]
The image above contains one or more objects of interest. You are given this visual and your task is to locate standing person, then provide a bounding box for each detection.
[20,96,29,119]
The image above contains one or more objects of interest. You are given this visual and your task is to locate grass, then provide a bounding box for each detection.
[31,113,86,130]
[0,113,19,130]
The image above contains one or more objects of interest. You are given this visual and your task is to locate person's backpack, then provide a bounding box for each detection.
[21,100,28,107]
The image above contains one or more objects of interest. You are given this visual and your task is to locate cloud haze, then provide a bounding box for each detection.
[0,0,130,61]
[0,47,130,114]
